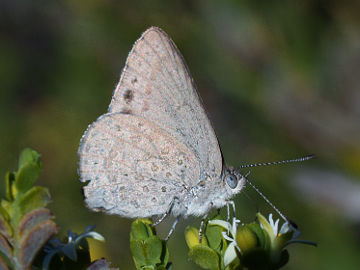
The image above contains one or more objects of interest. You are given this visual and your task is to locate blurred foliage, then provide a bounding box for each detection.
[184,213,315,270]
[0,149,114,269]
[130,219,171,270]
[0,148,56,270]
[40,225,108,270]
[0,0,360,269]
[185,216,231,270]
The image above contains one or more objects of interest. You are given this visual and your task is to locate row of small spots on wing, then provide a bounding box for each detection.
[120,115,188,210]
[100,115,186,214]
[84,179,166,216]
[82,110,200,215]
[82,115,189,186]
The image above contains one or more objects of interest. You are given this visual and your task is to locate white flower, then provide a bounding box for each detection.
[209,218,240,267]
[268,213,280,237]
[257,212,308,253]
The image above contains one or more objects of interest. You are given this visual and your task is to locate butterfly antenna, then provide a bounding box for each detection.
[242,173,288,222]
[237,155,315,223]
[238,154,315,169]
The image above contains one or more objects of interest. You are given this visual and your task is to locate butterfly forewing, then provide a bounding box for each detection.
[108,27,222,183]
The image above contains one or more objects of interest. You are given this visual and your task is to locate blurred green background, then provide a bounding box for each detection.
[1,0,360,269]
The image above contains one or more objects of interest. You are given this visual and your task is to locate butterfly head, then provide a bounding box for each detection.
[223,166,246,195]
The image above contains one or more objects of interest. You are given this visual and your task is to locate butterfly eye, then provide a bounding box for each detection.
[225,173,238,189]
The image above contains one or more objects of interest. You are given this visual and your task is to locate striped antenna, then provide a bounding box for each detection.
[243,174,288,222]
[237,154,315,169]
[238,154,315,223]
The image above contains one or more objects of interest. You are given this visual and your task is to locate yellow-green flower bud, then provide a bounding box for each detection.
[185,226,208,248]
[236,225,258,253]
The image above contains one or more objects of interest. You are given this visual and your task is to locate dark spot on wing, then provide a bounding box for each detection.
[123,89,134,104]
[121,108,132,114]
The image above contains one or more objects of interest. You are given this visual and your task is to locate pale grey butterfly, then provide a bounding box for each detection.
[78,26,312,238]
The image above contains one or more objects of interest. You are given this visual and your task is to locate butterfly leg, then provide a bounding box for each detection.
[226,201,236,223]
[199,202,215,243]
[153,197,178,226]
[165,216,180,241]
[199,212,210,243]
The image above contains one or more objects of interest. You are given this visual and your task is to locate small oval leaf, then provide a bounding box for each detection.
[130,219,154,241]
[188,245,220,270]
[12,186,51,225]
[205,225,223,251]
[185,226,204,248]
[18,148,41,170]
[15,163,41,194]
[4,172,15,201]
[130,235,163,269]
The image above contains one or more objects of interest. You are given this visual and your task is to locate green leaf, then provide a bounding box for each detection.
[189,244,220,270]
[11,187,51,226]
[255,213,274,251]
[247,223,267,250]
[273,249,289,269]
[225,259,242,270]
[160,240,169,267]
[130,219,154,241]
[205,224,224,252]
[0,201,11,218]
[155,266,167,270]
[141,235,163,264]
[185,226,208,248]
[130,235,163,269]
[15,162,42,194]
[0,209,12,238]
[18,148,41,170]
[4,172,15,201]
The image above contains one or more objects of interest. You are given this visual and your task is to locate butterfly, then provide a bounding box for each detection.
[78,26,312,238]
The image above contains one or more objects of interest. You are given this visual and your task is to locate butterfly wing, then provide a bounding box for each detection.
[109,27,222,184]
[79,113,201,217]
